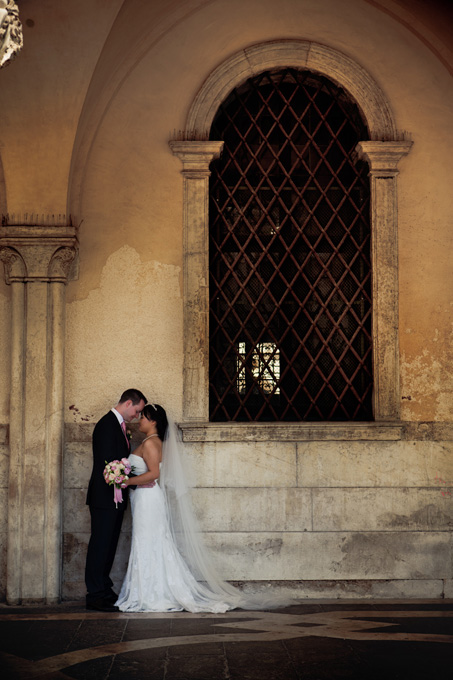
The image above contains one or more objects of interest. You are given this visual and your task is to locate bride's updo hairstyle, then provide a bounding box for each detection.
[143,403,168,440]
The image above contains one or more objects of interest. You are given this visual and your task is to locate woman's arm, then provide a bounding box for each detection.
[123,469,155,486]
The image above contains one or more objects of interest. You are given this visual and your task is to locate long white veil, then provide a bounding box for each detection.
[159,419,296,611]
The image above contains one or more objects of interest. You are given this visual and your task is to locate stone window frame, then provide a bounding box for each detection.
[170,41,412,442]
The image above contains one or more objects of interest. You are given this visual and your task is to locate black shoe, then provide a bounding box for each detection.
[105,592,118,604]
[86,598,119,612]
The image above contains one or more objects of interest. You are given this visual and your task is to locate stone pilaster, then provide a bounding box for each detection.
[0,225,78,603]
[169,141,224,421]
[356,141,413,421]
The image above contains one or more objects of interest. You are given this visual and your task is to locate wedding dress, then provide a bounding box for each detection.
[116,421,295,613]
[116,453,235,612]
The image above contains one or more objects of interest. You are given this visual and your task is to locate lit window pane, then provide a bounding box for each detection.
[237,341,246,394]
[255,343,280,394]
[237,342,280,395]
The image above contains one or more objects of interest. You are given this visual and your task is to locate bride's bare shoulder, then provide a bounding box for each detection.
[142,437,162,462]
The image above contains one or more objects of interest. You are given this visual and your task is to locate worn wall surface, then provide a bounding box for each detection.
[0,0,452,601]
[63,425,453,599]
[0,0,450,423]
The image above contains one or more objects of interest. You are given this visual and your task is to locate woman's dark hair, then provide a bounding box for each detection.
[143,403,168,440]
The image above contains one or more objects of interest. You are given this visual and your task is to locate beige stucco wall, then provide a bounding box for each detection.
[0,0,452,600]
[72,0,452,421]
[0,0,450,421]
[65,246,183,421]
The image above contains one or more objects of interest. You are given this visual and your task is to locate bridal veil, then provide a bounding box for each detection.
[159,418,296,610]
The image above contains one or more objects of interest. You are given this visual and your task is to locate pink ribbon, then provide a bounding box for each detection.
[114,486,123,508]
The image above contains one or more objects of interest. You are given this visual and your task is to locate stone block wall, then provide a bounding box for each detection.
[62,422,453,600]
[62,424,132,600]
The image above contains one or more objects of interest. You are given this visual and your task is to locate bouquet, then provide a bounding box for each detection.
[104,458,134,508]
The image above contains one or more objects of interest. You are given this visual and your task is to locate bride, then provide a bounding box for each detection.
[116,403,293,613]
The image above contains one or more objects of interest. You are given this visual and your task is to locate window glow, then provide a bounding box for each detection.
[238,342,280,395]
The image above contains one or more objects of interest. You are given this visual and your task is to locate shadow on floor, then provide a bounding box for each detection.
[1,599,452,679]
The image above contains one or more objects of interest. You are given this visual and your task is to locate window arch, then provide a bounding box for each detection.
[208,68,372,422]
[170,41,412,429]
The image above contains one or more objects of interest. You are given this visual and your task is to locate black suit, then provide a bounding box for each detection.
[85,410,130,603]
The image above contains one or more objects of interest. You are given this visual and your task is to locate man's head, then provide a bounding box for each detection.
[115,388,147,422]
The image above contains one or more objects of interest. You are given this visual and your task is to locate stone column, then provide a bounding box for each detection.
[0,225,78,604]
[356,141,413,421]
[169,141,224,421]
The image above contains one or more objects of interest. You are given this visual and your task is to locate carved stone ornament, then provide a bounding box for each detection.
[0,245,26,280]
[169,141,224,178]
[0,0,23,68]
[48,246,77,279]
[0,225,78,283]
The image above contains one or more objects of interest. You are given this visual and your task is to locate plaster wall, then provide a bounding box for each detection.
[0,0,124,217]
[0,0,450,422]
[68,0,452,421]
[0,0,452,599]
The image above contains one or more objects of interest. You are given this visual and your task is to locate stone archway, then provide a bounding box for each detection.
[170,40,412,427]
[186,41,396,139]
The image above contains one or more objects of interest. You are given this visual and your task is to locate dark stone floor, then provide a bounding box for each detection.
[1,599,452,679]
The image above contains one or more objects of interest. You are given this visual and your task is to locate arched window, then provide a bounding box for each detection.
[209,69,372,421]
[170,41,412,430]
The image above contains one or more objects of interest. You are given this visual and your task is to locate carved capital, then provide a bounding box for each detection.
[48,246,77,281]
[0,225,78,283]
[0,245,26,282]
[169,140,224,178]
[356,141,413,175]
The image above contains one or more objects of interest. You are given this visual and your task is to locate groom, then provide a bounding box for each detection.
[85,388,147,612]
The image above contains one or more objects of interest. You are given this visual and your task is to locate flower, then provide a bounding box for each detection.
[121,457,132,474]
[104,459,135,508]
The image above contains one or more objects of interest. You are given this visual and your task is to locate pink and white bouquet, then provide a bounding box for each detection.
[104,458,134,508]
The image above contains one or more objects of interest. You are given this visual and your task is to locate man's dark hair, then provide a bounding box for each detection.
[118,388,147,405]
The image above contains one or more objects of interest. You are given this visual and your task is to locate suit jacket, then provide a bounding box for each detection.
[86,410,130,509]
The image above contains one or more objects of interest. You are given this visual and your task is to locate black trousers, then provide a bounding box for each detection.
[85,505,125,603]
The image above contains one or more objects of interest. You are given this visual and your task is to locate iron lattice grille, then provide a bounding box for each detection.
[209,68,372,421]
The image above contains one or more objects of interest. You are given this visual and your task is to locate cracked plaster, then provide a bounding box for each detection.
[401,332,453,421]
[65,245,183,421]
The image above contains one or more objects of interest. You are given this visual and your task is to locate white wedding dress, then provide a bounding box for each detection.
[116,453,234,613]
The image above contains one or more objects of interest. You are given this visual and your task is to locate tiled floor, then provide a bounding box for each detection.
[1,600,452,679]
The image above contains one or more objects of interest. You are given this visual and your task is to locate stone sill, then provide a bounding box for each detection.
[179,421,403,442]
[57,421,453,442]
